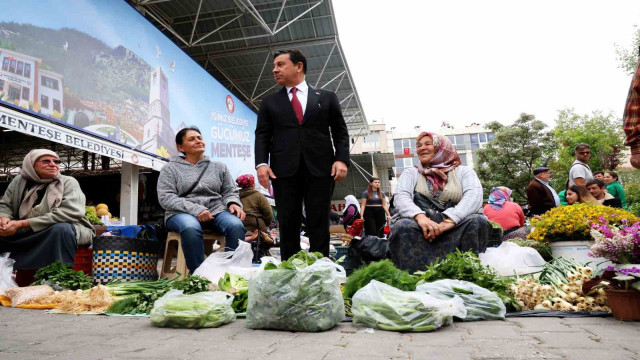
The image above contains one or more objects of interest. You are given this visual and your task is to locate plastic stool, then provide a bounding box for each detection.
[160,230,225,279]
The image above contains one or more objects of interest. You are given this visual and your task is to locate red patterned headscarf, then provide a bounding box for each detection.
[415,132,461,193]
[236,174,255,189]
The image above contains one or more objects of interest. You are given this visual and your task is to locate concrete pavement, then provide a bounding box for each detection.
[1,306,639,360]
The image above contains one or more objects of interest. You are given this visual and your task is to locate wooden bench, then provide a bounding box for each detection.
[160,230,225,279]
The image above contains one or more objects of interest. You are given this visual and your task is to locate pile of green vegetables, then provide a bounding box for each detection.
[343,260,417,299]
[150,291,236,329]
[32,261,92,290]
[85,206,102,225]
[218,273,249,313]
[246,251,345,332]
[414,250,519,311]
[416,279,506,321]
[351,280,465,332]
[107,274,211,315]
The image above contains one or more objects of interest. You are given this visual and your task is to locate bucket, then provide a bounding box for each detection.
[72,245,93,276]
[549,240,612,271]
[605,288,640,321]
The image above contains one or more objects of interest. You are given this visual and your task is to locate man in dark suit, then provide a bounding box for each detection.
[526,167,559,216]
[255,49,349,260]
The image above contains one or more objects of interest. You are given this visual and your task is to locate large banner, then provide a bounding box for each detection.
[0,0,257,178]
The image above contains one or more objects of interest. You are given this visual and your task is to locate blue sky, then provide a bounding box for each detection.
[0,0,256,175]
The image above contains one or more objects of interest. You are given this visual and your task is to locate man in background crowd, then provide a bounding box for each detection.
[526,167,560,216]
[586,179,622,208]
[568,144,593,187]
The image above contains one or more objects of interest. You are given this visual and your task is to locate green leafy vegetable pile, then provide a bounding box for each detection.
[416,279,506,321]
[343,259,418,299]
[107,274,211,315]
[246,251,345,332]
[85,206,102,225]
[32,261,92,290]
[170,274,212,295]
[150,290,236,329]
[414,250,519,311]
[352,280,466,332]
[218,273,249,313]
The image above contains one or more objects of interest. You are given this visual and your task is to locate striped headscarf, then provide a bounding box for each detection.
[415,132,461,194]
[488,187,512,210]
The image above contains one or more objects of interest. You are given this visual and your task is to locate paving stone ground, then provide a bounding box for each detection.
[1,307,639,360]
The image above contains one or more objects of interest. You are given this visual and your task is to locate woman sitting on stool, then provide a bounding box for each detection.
[0,149,95,276]
[158,127,246,273]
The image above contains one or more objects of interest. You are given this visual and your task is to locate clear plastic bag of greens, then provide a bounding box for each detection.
[150,290,236,328]
[246,258,345,332]
[416,279,506,321]
[352,280,466,332]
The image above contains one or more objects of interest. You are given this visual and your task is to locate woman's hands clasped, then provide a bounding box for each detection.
[414,214,455,242]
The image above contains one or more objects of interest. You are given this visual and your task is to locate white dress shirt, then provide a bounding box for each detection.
[256,80,309,170]
[286,80,308,116]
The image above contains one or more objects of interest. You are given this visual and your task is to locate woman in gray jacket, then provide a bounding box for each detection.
[389,132,490,273]
[0,149,95,271]
[157,127,246,273]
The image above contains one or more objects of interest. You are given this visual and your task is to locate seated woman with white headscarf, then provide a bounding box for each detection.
[341,195,361,229]
[0,149,95,271]
[390,132,490,273]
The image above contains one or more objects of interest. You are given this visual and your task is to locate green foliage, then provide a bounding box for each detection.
[343,260,418,299]
[0,39,16,50]
[85,206,102,225]
[474,114,556,201]
[218,273,249,313]
[170,275,211,295]
[550,109,625,190]
[264,251,324,271]
[414,250,519,310]
[33,261,92,290]
[614,25,640,76]
[625,182,640,216]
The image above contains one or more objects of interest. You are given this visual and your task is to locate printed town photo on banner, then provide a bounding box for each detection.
[0,0,256,178]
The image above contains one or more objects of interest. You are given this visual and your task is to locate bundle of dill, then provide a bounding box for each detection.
[343,260,418,299]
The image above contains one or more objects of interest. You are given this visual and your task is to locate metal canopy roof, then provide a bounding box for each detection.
[126,0,368,134]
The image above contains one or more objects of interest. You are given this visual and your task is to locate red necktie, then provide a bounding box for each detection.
[291,87,303,124]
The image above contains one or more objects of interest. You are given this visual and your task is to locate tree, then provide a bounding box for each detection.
[614,24,640,75]
[475,114,556,202]
[550,108,626,190]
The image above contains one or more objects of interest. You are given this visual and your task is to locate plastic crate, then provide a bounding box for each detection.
[72,245,92,276]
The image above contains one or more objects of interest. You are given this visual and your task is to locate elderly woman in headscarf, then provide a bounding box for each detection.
[236,174,274,233]
[389,132,490,272]
[341,195,361,229]
[0,149,95,271]
[482,187,527,241]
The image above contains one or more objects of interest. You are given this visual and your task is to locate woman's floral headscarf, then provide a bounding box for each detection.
[488,186,512,210]
[415,132,461,193]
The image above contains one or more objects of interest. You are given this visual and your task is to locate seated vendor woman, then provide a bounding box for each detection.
[157,127,246,273]
[0,149,95,271]
[389,132,490,273]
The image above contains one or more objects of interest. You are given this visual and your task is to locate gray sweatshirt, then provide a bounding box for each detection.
[157,156,242,222]
[391,166,483,225]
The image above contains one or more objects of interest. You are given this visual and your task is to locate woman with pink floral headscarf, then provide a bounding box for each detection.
[389,132,490,273]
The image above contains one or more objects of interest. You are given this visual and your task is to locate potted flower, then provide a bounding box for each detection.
[528,204,639,267]
[603,268,640,321]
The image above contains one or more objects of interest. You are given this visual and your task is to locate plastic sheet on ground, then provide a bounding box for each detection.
[506,310,612,318]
